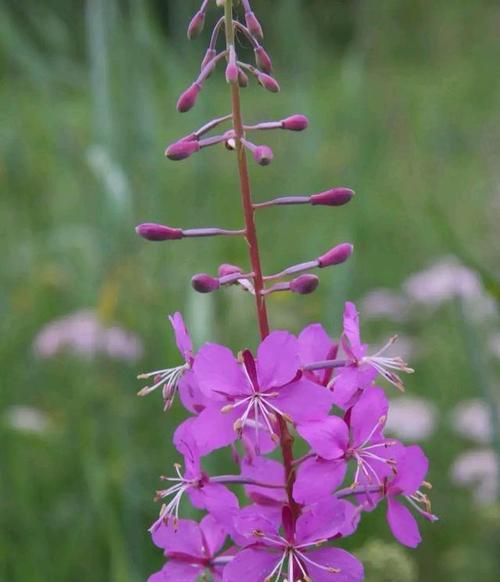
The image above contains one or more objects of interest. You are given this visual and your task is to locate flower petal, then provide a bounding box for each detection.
[387,497,422,548]
[178,370,208,414]
[256,330,300,388]
[148,561,200,582]
[169,312,192,362]
[242,456,286,504]
[298,323,336,365]
[293,457,347,504]
[151,519,203,556]
[297,416,349,460]
[349,386,388,447]
[194,343,248,399]
[343,302,362,355]
[391,445,429,495]
[304,548,364,582]
[296,498,347,544]
[275,379,334,423]
[222,547,280,582]
[200,513,227,556]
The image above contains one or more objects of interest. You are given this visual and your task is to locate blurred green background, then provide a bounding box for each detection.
[1,0,499,580]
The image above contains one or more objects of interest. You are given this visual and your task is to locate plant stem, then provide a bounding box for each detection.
[223,0,300,520]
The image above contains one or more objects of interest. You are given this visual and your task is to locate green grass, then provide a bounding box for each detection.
[1,0,499,580]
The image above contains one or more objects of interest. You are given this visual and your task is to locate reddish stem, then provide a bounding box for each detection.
[224,0,300,521]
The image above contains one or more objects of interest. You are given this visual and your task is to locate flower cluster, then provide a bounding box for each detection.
[140,305,436,581]
[136,1,436,580]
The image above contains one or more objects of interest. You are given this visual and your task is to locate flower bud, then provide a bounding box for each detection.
[176,82,202,113]
[238,69,249,88]
[226,62,239,85]
[218,264,242,277]
[245,11,264,40]
[253,145,274,166]
[290,274,320,295]
[191,274,221,293]
[136,223,184,241]
[201,48,217,71]
[165,139,200,161]
[310,188,355,207]
[187,10,205,39]
[257,72,280,93]
[281,114,309,131]
[254,46,272,73]
[318,243,353,268]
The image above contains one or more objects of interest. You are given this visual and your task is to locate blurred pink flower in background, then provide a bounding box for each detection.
[361,288,410,322]
[386,396,437,441]
[4,406,51,434]
[450,449,498,505]
[450,399,495,445]
[33,310,143,362]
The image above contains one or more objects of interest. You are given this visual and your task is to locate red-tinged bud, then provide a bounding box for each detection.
[290,274,320,295]
[245,11,264,40]
[310,187,355,207]
[191,274,221,293]
[218,264,242,277]
[254,46,272,73]
[135,223,184,241]
[226,62,239,84]
[318,243,354,268]
[187,10,205,39]
[238,69,249,88]
[257,72,280,93]
[201,48,217,71]
[253,145,274,166]
[281,114,309,131]
[176,82,202,113]
[165,139,200,161]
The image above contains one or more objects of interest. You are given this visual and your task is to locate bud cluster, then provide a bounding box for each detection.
[135,2,436,581]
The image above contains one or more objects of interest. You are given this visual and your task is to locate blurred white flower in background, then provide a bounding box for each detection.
[386,396,437,441]
[4,406,51,434]
[361,288,410,323]
[450,399,495,445]
[33,310,143,362]
[451,449,498,505]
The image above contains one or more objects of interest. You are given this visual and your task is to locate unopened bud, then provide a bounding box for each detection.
[136,223,184,242]
[238,69,249,88]
[245,11,264,40]
[254,46,272,73]
[257,72,280,93]
[281,114,309,131]
[218,264,242,277]
[165,139,200,161]
[290,274,320,295]
[201,48,217,71]
[310,188,355,207]
[187,10,205,39]
[318,243,353,268]
[253,145,274,166]
[191,274,221,293]
[226,62,239,84]
[176,82,202,113]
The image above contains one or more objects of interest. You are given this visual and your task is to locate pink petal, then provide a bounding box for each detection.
[293,457,347,504]
[178,370,208,414]
[296,498,347,544]
[242,456,286,504]
[222,548,280,582]
[148,561,200,582]
[169,312,192,362]
[194,343,248,399]
[331,367,362,409]
[188,405,239,455]
[297,416,349,460]
[349,386,388,447]
[343,302,362,352]
[195,483,239,526]
[387,497,422,548]
[151,519,203,556]
[391,445,429,495]
[200,513,227,556]
[298,323,336,365]
[256,330,300,388]
[304,547,364,582]
[275,379,334,423]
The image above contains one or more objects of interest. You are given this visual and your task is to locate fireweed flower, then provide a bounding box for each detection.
[329,302,413,408]
[149,515,228,581]
[137,313,193,409]
[224,502,364,582]
[186,331,334,454]
[136,1,436,579]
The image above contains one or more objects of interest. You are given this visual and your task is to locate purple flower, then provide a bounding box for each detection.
[382,445,437,548]
[137,312,194,409]
[294,387,397,504]
[298,323,338,386]
[188,331,334,455]
[331,303,413,408]
[223,501,364,582]
[149,515,228,581]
